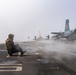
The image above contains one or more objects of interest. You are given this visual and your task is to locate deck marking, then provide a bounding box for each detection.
[0,64,22,71]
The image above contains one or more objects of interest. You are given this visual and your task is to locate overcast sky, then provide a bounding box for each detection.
[0,0,76,43]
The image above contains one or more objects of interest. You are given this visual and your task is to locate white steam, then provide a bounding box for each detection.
[18,40,76,58]
[18,40,76,68]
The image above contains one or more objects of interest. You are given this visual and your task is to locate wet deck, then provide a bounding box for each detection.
[0,40,76,75]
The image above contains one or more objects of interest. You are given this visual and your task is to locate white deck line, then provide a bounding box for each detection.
[0,64,22,65]
[0,66,22,71]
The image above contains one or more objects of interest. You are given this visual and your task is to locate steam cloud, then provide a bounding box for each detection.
[19,40,76,67]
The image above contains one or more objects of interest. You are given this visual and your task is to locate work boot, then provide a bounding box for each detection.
[7,55,10,57]
[21,51,26,55]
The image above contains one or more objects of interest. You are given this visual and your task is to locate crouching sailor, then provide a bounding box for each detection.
[5,34,26,56]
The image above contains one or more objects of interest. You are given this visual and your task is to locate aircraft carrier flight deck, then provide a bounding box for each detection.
[0,40,76,75]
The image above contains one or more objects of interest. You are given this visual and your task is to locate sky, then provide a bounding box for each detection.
[0,0,76,43]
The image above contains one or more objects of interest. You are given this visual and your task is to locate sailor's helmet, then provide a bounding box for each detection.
[8,34,14,38]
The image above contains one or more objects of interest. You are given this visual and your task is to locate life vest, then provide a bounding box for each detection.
[5,38,14,50]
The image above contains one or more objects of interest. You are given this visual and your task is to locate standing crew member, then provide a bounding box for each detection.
[5,34,26,56]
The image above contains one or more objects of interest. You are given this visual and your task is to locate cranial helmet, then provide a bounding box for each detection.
[8,34,14,38]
